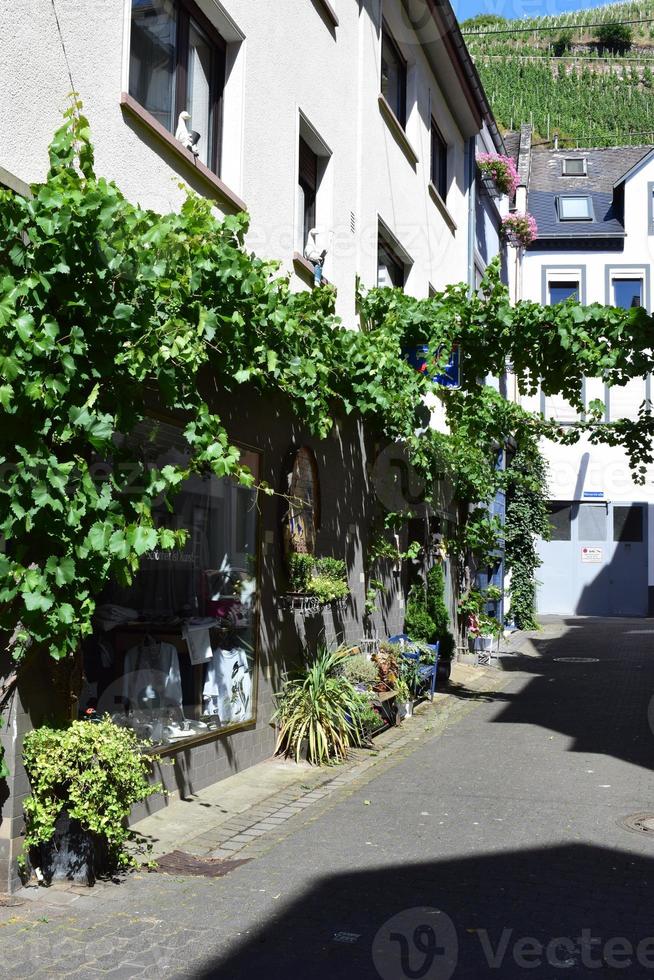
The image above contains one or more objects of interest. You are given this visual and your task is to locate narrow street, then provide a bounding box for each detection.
[4,616,654,978]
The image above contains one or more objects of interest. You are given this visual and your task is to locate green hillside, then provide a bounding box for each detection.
[463,1,654,145]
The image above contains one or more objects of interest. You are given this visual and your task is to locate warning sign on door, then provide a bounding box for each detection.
[581,547,603,563]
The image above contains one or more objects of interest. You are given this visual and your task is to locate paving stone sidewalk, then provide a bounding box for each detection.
[0,658,510,979]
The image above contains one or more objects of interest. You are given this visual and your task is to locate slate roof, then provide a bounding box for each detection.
[502,131,520,165]
[527,145,653,240]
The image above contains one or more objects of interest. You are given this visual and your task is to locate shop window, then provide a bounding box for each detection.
[283,446,320,556]
[381,22,406,127]
[129,0,226,172]
[81,420,260,748]
[548,502,572,541]
[613,505,643,542]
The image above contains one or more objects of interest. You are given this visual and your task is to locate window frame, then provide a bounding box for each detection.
[377,228,406,289]
[557,194,594,221]
[129,0,227,175]
[380,21,407,128]
[561,157,587,177]
[430,117,448,200]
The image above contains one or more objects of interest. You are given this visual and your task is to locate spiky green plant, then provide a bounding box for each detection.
[272,647,363,764]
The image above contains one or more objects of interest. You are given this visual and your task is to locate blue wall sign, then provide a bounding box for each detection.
[404,345,460,388]
[583,491,604,498]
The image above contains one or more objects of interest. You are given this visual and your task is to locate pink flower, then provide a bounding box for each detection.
[477,153,520,196]
[501,212,538,247]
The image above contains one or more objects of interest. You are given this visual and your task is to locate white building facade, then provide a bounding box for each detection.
[516,128,654,616]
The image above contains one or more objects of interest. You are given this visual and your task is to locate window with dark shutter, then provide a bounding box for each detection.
[381,23,406,128]
[431,118,447,200]
[298,137,318,251]
[129,0,226,174]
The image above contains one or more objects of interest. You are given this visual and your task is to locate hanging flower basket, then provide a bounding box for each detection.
[501,212,538,248]
[476,153,520,197]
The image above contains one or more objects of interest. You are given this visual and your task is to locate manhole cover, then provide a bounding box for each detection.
[620,813,654,835]
[154,850,251,878]
[553,657,600,663]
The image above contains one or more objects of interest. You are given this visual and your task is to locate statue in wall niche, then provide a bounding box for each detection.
[175,111,201,157]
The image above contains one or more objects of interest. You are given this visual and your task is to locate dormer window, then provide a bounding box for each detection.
[557,195,593,221]
[562,158,587,176]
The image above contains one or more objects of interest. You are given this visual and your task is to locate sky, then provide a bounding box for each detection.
[452,0,618,23]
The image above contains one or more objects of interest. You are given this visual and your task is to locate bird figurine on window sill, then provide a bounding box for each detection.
[176,111,201,157]
[304,228,328,285]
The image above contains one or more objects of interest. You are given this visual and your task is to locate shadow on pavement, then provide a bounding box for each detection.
[192,841,654,979]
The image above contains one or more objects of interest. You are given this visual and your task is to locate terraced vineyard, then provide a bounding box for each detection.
[463,1,654,145]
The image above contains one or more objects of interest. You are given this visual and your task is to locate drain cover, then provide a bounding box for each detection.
[620,813,654,835]
[155,850,251,878]
[553,657,599,663]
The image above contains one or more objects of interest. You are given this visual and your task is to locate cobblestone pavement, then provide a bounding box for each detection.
[4,617,654,978]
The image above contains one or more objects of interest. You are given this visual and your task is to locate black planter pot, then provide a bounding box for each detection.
[38,811,108,886]
[437,658,452,683]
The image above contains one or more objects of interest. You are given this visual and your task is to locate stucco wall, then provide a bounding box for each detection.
[0,0,480,326]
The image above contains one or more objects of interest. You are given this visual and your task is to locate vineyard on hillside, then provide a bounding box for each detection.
[463,0,654,144]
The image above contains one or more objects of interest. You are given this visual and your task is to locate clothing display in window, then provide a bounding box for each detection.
[82,420,260,749]
[123,639,183,710]
[203,647,252,725]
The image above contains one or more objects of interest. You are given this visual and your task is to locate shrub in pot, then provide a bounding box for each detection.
[21,718,160,884]
[272,646,365,764]
[340,654,380,689]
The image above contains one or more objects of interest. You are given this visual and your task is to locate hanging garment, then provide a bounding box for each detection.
[202,647,252,724]
[123,639,183,710]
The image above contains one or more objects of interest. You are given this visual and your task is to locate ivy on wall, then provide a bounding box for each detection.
[1,105,652,687]
[504,444,551,630]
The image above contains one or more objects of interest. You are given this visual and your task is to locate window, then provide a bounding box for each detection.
[549,281,579,304]
[129,0,226,173]
[381,23,406,127]
[377,230,405,288]
[431,118,447,199]
[613,277,643,309]
[578,503,607,541]
[80,419,260,748]
[298,137,318,254]
[557,195,593,220]
[614,505,643,542]
[562,158,587,176]
[548,502,572,541]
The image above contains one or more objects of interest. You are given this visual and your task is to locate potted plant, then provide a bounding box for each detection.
[20,718,160,885]
[286,554,350,607]
[477,152,520,197]
[501,212,538,248]
[395,677,412,719]
[272,646,365,764]
[340,653,380,691]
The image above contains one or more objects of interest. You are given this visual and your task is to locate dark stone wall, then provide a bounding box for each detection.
[0,386,407,890]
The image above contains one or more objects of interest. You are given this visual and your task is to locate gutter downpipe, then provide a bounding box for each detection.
[466,136,476,295]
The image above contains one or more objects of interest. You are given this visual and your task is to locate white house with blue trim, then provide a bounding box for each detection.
[515,126,654,616]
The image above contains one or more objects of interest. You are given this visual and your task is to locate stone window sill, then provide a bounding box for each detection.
[378,95,418,168]
[429,182,457,235]
[120,92,247,213]
[293,252,332,288]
